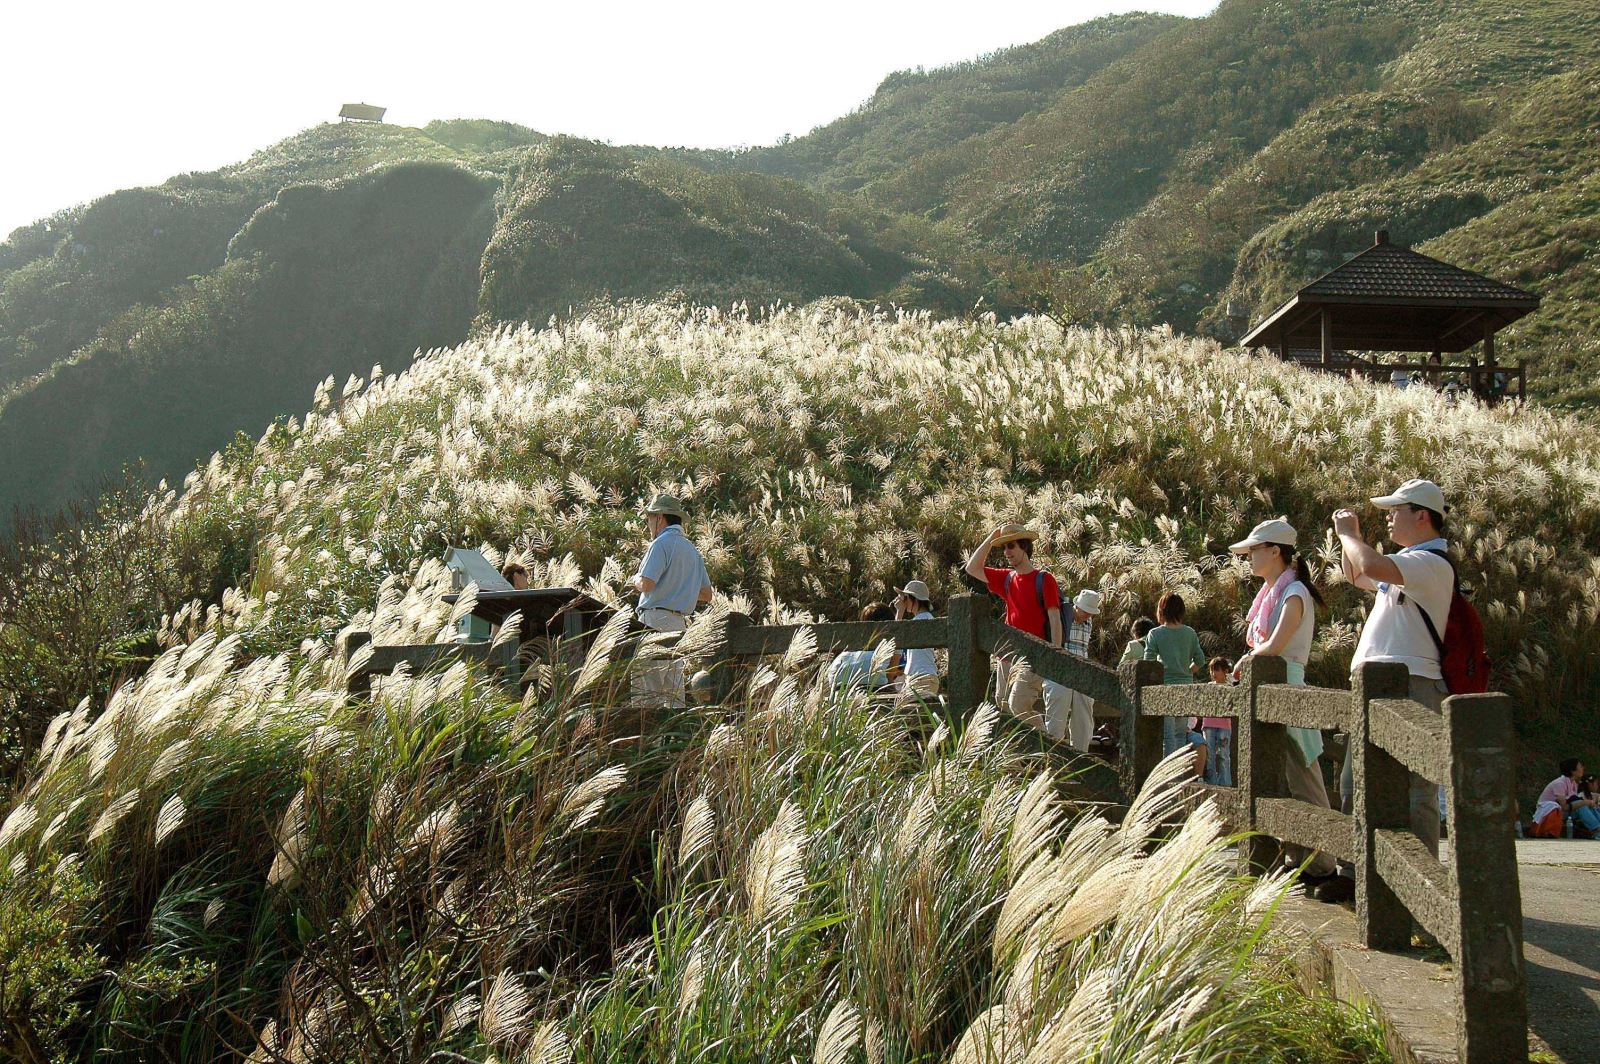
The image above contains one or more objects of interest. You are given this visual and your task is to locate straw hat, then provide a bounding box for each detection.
[990,523,1039,547]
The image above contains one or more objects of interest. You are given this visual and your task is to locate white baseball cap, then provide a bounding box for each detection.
[1371,479,1448,514]
[1073,589,1103,615]
[1230,518,1298,554]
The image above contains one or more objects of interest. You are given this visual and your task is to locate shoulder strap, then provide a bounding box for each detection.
[1034,570,1048,618]
[1400,548,1455,655]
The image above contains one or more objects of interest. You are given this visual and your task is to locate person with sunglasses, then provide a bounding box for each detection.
[964,523,1063,734]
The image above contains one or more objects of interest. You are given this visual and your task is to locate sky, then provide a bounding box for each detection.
[1,1,1216,237]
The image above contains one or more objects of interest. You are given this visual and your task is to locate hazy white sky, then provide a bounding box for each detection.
[1,1,1215,237]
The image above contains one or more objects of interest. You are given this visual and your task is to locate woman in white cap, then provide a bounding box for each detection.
[1231,517,1339,885]
[894,580,941,700]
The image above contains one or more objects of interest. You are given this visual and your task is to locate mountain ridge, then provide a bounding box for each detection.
[3,0,1598,517]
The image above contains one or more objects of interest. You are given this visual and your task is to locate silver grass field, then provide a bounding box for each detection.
[13,298,1590,1060]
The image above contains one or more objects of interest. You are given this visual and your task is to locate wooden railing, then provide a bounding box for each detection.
[341,591,1526,1062]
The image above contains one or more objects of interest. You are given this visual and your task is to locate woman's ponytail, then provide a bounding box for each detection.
[1285,547,1325,607]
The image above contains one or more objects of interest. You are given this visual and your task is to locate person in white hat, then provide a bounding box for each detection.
[1046,589,1102,750]
[1326,479,1454,899]
[963,523,1064,733]
[894,580,941,700]
[1230,517,1339,887]
[630,493,714,709]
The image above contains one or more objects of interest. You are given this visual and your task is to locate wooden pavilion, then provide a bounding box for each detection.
[1239,231,1540,401]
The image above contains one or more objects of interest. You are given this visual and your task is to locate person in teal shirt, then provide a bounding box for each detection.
[1143,591,1207,755]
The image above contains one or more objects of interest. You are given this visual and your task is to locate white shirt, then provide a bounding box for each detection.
[1264,580,1316,667]
[904,611,938,677]
[829,650,888,690]
[1350,538,1453,680]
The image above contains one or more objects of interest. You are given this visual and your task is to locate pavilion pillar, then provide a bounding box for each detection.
[1483,329,1497,367]
[1320,310,1331,369]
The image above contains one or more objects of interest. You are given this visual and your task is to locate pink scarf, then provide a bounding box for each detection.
[1245,567,1297,649]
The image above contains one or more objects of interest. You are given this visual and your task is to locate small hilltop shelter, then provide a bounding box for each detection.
[339,103,386,123]
[1239,231,1540,402]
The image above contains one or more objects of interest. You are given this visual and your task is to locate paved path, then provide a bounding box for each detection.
[1284,838,1600,1063]
[1514,839,1600,1062]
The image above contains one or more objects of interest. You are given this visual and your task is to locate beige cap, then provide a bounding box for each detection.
[990,523,1039,547]
[1230,517,1298,554]
[641,493,688,520]
[1371,479,1447,514]
[899,579,931,601]
[1073,589,1103,615]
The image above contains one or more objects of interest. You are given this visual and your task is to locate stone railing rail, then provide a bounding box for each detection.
[340,590,1526,1063]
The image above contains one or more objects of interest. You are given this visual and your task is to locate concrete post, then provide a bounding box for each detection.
[1118,659,1164,799]
[946,594,990,718]
[706,613,752,706]
[1445,692,1528,1064]
[1240,654,1288,875]
[1353,661,1414,949]
[337,628,373,699]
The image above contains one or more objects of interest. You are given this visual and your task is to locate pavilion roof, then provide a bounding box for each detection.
[1239,232,1539,354]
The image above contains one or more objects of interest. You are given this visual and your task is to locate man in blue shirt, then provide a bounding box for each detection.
[630,493,713,708]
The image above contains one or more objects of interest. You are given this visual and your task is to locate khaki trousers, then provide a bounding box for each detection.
[1283,753,1339,877]
[631,608,687,709]
[994,656,1045,731]
[1337,673,1445,878]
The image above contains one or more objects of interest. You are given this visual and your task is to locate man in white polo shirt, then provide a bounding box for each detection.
[1321,479,1453,902]
[630,493,714,709]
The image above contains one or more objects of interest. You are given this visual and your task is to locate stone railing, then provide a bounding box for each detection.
[341,591,1526,1062]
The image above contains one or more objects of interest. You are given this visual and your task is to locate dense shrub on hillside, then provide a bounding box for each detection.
[739,12,1180,196]
[0,163,497,513]
[478,139,933,328]
[0,184,259,397]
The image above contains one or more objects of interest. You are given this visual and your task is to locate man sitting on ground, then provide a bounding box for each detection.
[829,603,902,693]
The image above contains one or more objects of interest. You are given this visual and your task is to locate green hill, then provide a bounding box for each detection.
[5,0,1600,518]
[0,128,950,514]
[730,0,1600,403]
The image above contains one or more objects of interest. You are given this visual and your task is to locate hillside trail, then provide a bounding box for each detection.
[1513,840,1600,1062]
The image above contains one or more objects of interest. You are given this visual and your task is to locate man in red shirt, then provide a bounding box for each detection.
[963,523,1064,731]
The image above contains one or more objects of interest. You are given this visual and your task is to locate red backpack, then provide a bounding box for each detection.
[1402,549,1492,694]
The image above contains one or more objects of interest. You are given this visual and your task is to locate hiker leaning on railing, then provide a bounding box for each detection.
[1229,517,1339,885]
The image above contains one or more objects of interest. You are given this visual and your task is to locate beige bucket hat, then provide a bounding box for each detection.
[1073,589,1103,615]
[641,493,688,520]
[899,579,932,601]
